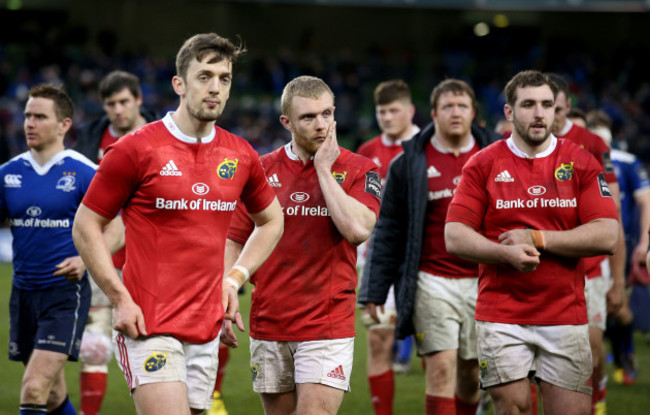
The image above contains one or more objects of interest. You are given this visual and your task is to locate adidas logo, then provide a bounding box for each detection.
[427,165,441,178]
[494,170,514,182]
[267,173,282,187]
[160,160,182,176]
[327,365,346,381]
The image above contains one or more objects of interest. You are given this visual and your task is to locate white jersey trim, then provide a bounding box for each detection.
[18,149,97,176]
[380,125,420,146]
[557,119,573,137]
[284,142,314,162]
[506,135,558,159]
[162,112,216,144]
[430,134,476,154]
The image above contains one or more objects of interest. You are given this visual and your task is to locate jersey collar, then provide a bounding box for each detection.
[22,149,72,176]
[430,134,475,154]
[557,119,573,137]
[381,125,421,146]
[162,112,216,144]
[506,134,558,159]
[283,142,315,162]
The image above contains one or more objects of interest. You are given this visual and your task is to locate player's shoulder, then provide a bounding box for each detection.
[556,137,597,159]
[611,148,637,164]
[337,147,378,171]
[259,145,286,167]
[471,138,509,162]
[60,149,98,171]
[0,152,29,172]
[356,135,382,155]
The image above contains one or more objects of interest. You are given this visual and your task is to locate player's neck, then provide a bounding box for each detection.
[112,114,146,137]
[290,140,313,164]
[385,125,414,142]
[436,133,470,156]
[511,134,551,158]
[29,142,65,166]
[172,107,215,141]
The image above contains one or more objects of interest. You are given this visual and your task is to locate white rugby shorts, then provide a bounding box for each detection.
[249,337,354,394]
[113,333,220,410]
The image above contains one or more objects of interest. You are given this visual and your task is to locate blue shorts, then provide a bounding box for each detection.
[9,277,91,362]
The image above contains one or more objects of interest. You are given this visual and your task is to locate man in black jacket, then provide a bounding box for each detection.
[73,70,155,415]
[358,79,495,415]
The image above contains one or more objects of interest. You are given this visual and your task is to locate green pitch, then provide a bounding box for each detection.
[0,262,648,414]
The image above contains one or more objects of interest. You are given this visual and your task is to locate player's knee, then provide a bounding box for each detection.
[21,376,49,402]
[80,331,113,367]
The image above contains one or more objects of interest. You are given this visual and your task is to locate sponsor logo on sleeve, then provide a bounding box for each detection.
[332,170,347,184]
[554,162,574,181]
[365,171,381,198]
[598,173,612,198]
[602,150,614,173]
[217,158,239,180]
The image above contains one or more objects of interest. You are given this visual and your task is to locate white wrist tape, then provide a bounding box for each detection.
[232,265,250,282]
[224,276,241,290]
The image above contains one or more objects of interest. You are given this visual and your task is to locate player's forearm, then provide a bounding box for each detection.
[102,215,125,255]
[316,168,376,245]
[73,204,133,306]
[234,199,283,275]
[540,218,619,258]
[445,221,510,264]
[634,192,650,260]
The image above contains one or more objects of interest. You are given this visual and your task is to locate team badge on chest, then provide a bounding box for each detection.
[217,158,239,180]
[555,162,574,181]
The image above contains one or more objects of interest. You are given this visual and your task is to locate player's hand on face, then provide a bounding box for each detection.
[113,299,147,339]
[54,255,87,281]
[314,121,340,173]
[505,244,540,273]
[498,229,534,247]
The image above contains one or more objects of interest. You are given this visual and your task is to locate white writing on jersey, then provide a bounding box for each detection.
[10,218,71,228]
[428,188,455,201]
[496,197,577,209]
[160,160,182,176]
[4,174,22,188]
[155,197,236,211]
[282,205,330,217]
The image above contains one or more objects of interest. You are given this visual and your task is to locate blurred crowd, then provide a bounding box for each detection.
[2,22,650,162]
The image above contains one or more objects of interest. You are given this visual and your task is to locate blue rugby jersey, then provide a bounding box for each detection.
[611,148,650,241]
[0,150,96,289]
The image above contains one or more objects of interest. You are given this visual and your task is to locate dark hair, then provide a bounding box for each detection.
[430,79,476,110]
[545,72,569,96]
[176,33,246,79]
[586,109,612,130]
[504,70,558,107]
[28,84,74,120]
[567,107,586,123]
[374,79,411,106]
[99,70,141,100]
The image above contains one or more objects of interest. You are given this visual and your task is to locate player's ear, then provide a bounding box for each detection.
[59,117,73,135]
[172,76,185,97]
[504,104,513,121]
[279,115,292,132]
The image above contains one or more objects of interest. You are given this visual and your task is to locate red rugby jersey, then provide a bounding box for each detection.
[446,136,618,325]
[558,120,617,279]
[356,127,418,182]
[83,114,276,343]
[99,126,126,269]
[228,143,381,341]
[419,136,479,278]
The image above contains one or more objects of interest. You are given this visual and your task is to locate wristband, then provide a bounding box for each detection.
[530,229,546,250]
[232,265,250,281]
[224,276,241,290]
[224,266,249,291]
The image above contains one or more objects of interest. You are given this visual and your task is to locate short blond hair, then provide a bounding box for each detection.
[280,76,334,116]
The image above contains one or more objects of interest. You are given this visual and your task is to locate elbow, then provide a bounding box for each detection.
[346,218,376,246]
[600,221,620,255]
[444,224,461,256]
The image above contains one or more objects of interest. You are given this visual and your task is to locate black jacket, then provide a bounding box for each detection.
[357,122,496,339]
[74,109,158,163]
